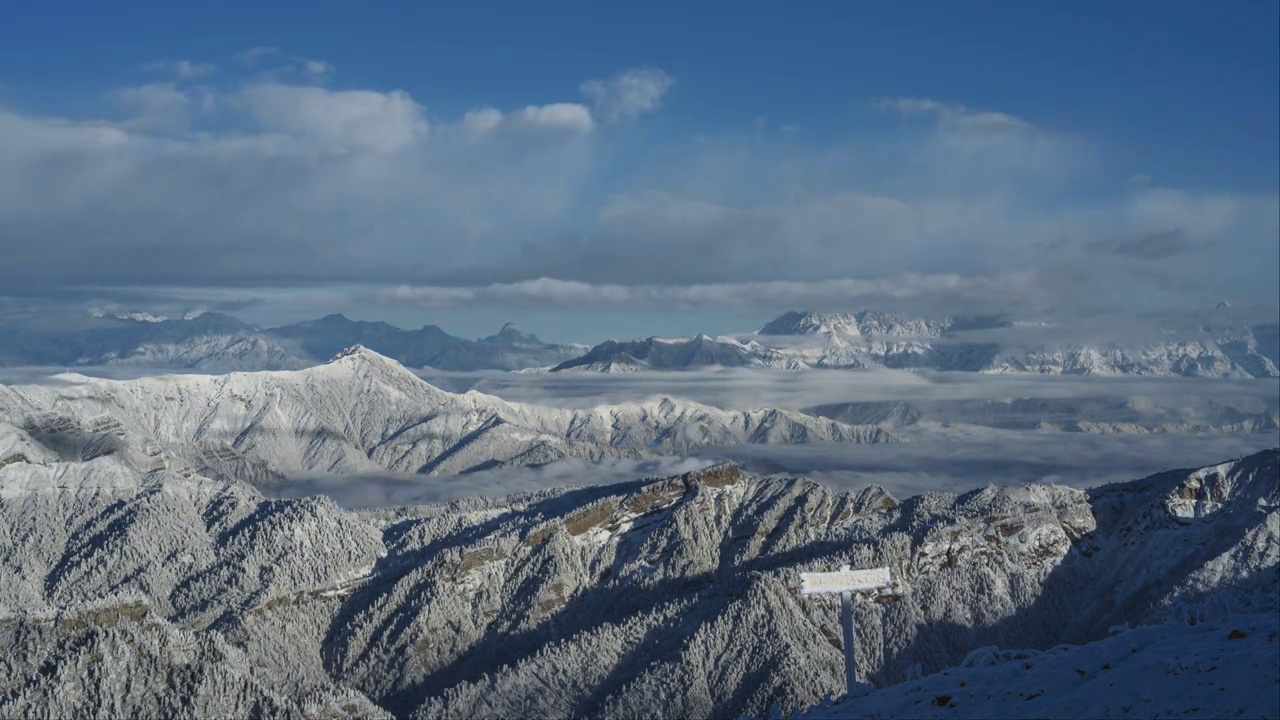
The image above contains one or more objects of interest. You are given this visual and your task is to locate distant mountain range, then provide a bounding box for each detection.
[552,311,1280,378]
[0,312,585,372]
[2,309,1277,378]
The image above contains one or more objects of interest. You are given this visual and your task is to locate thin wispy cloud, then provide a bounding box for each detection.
[233,46,335,81]
[145,59,217,79]
[580,67,675,121]
[417,365,1278,412]
[1085,228,1205,260]
[234,46,281,65]
[377,273,1039,314]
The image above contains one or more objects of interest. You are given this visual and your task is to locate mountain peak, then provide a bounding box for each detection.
[483,322,543,346]
[326,344,384,364]
[757,310,955,338]
[758,311,862,336]
[320,345,427,383]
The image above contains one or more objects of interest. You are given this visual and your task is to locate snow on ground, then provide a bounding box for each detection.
[800,613,1280,720]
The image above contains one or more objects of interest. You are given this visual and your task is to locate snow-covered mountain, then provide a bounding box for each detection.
[555,312,1280,378]
[0,346,893,480]
[758,310,972,339]
[551,335,804,372]
[6,309,1276,378]
[106,333,308,371]
[265,313,586,371]
[0,311,268,367]
[981,338,1280,377]
[0,443,1274,718]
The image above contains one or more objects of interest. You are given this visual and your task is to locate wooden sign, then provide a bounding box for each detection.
[799,566,892,596]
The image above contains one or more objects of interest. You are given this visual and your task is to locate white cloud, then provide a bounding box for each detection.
[509,103,594,132]
[580,67,674,122]
[0,75,600,291]
[461,107,504,134]
[471,174,1277,314]
[457,103,594,136]
[303,59,334,76]
[872,96,1090,183]
[0,73,1273,318]
[110,82,191,130]
[238,84,429,152]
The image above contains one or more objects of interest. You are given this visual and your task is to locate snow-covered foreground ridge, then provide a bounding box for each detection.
[0,445,1275,718]
[800,612,1279,720]
[0,346,893,479]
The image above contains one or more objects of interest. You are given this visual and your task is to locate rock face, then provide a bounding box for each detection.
[0,347,893,481]
[1,439,1275,719]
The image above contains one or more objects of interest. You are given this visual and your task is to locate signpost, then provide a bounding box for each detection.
[799,565,894,695]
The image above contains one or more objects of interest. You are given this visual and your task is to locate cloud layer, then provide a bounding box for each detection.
[0,56,1275,321]
[260,429,1278,508]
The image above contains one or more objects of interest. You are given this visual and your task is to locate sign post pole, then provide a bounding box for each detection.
[840,589,856,694]
[799,564,893,697]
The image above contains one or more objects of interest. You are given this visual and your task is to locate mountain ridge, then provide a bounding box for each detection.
[0,347,895,481]
[3,308,1275,377]
[0,446,1274,718]
[554,311,1280,378]
[0,311,585,372]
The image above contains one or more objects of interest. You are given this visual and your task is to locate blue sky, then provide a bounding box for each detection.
[0,1,1276,342]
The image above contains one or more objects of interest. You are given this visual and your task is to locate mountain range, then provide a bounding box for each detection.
[3,309,1276,379]
[0,312,584,372]
[552,311,1280,378]
[0,346,893,483]
[1,432,1274,718]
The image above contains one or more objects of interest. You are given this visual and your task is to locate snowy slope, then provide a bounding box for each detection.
[0,346,893,479]
[106,332,308,371]
[800,612,1279,719]
[1,445,1273,719]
